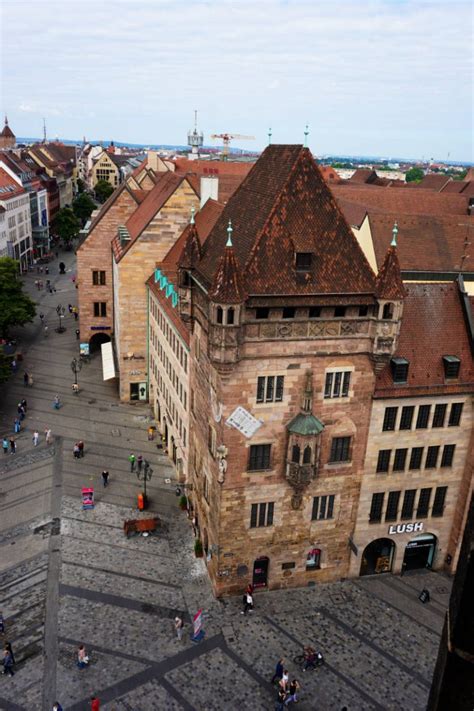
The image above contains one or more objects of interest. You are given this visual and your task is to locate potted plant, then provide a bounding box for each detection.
[179,495,187,511]
[194,538,203,557]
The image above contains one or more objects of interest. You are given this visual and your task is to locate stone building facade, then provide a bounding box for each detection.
[176,145,408,595]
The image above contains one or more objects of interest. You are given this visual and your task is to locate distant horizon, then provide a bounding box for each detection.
[2,1,472,163]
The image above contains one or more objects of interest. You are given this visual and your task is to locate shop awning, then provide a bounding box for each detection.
[101,341,116,380]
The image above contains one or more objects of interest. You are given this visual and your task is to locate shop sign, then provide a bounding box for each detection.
[388,522,423,535]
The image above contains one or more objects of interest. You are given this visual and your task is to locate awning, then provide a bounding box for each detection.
[101,341,116,380]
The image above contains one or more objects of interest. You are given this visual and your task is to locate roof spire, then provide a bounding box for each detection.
[4,115,8,126]
[391,221,398,247]
[268,127,272,145]
[190,206,195,225]
[43,117,47,144]
[226,220,233,247]
[304,124,309,147]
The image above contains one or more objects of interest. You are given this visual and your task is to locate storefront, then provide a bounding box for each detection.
[402,533,437,571]
[360,538,395,576]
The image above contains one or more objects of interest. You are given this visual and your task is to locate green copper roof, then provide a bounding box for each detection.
[287,413,324,436]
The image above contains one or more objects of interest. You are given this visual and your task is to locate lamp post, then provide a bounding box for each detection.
[70,357,82,386]
[137,459,153,506]
[56,304,66,333]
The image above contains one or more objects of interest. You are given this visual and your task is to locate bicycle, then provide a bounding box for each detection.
[293,651,324,671]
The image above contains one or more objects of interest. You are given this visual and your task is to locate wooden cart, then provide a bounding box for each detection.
[123,517,160,538]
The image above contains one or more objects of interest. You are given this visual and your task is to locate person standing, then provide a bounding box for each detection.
[23,371,29,387]
[4,642,15,665]
[271,658,285,685]
[90,696,100,711]
[9,438,16,454]
[174,616,184,641]
[21,398,27,413]
[129,453,136,472]
[275,687,287,711]
[78,440,84,458]
[241,591,253,615]
[52,703,63,711]
[53,395,61,409]
[0,612,4,633]
[137,455,143,472]
[101,470,109,487]
[77,644,89,669]
[75,328,80,340]
[73,443,80,459]
[33,430,39,447]
[2,649,14,677]
[14,418,21,433]
[68,304,73,314]
[285,679,300,705]
[45,428,52,445]
[279,670,289,693]
[2,438,8,455]
[29,374,34,387]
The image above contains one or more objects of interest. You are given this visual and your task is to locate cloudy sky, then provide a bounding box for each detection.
[1,0,472,160]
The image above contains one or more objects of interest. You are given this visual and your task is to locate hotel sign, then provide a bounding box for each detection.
[388,522,423,535]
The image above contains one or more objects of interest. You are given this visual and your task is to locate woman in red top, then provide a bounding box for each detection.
[90,696,100,711]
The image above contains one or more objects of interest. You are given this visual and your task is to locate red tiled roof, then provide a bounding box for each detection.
[464,168,474,182]
[332,184,470,216]
[375,282,474,397]
[349,168,379,184]
[195,145,376,296]
[368,213,474,273]
[415,174,452,191]
[0,167,25,199]
[375,246,406,299]
[173,158,253,177]
[209,240,246,303]
[130,189,148,204]
[441,180,467,194]
[337,199,367,228]
[0,120,15,139]
[125,172,185,241]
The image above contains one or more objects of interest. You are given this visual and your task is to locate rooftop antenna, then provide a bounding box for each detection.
[304,124,309,147]
[268,127,272,145]
[42,117,47,143]
[391,221,398,247]
[226,220,233,247]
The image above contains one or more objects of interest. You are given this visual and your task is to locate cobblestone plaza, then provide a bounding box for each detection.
[0,252,451,710]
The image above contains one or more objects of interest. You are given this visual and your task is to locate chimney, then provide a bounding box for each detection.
[200,176,218,208]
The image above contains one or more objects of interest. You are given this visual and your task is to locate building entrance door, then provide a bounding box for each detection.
[252,557,269,588]
[403,533,437,571]
[360,538,395,576]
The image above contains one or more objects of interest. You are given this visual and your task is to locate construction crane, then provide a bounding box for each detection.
[210,133,255,159]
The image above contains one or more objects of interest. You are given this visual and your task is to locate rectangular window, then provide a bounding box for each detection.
[358,305,369,317]
[432,404,447,428]
[250,502,274,528]
[311,495,335,520]
[425,446,440,469]
[248,444,271,471]
[441,444,455,467]
[282,307,296,319]
[369,493,385,523]
[92,270,106,285]
[417,488,432,518]
[448,403,463,427]
[376,450,391,473]
[255,307,269,319]
[443,356,460,379]
[256,375,284,403]
[208,425,216,457]
[409,447,424,470]
[93,301,107,317]
[393,449,408,472]
[309,306,321,318]
[416,405,431,429]
[399,406,414,430]
[391,357,409,383]
[382,407,398,431]
[432,487,447,517]
[324,371,351,398]
[329,436,351,463]
[334,306,346,317]
[385,491,401,522]
[401,489,417,519]
[295,252,312,271]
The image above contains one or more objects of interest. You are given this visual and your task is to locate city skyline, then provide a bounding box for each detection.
[1,0,472,162]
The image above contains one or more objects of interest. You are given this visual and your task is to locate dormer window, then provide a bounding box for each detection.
[383,303,394,319]
[443,355,460,379]
[391,357,409,383]
[295,252,312,272]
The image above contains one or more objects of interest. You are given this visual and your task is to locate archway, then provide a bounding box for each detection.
[403,533,437,571]
[89,332,111,353]
[360,538,395,576]
[252,556,270,588]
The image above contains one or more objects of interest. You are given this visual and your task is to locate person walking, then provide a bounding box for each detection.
[14,418,21,434]
[23,371,29,387]
[45,428,52,445]
[73,443,80,459]
[72,383,79,395]
[275,687,287,711]
[39,312,44,323]
[68,304,73,314]
[137,455,143,472]
[4,642,15,665]
[174,616,184,641]
[53,395,61,409]
[285,679,300,705]
[279,670,289,693]
[2,438,8,455]
[11,359,17,373]
[33,430,39,447]
[0,611,4,633]
[2,649,14,677]
[44,324,49,338]
[29,374,34,387]
[77,644,89,669]
[21,398,27,413]
[129,453,136,472]
[9,438,16,454]
[78,440,84,457]
[271,658,285,685]
[90,696,100,711]
[101,470,109,487]
[52,702,63,711]
[75,328,80,340]
[241,591,253,615]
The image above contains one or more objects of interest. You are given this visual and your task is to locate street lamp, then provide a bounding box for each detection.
[70,357,82,386]
[56,304,66,333]
[137,459,153,507]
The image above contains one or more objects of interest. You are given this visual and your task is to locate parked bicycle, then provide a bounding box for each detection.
[293,646,324,671]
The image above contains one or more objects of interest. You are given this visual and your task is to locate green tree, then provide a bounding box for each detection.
[0,351,11,383]
[94,179,114,203]
[76,178,85,193]
[0,257,36,338]
[51,207,81,243]
[73,192,96,225]
[405,167,425,183]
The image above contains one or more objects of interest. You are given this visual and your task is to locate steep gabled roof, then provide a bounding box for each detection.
[125,172,185,241]
[376,245,406,299]
[208,229,246,303]
[349,168,379,184]
[194,145,376,296]
[1,118,15,139]
[332,183,470,216]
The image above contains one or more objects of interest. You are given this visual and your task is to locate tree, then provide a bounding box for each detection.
[0,351,11,383]
[405,167,424,183]
[76,178,85,193]
[94,179,114,203]
[51,207,81,243]
[0,257,36,338]
[73,192,96,225]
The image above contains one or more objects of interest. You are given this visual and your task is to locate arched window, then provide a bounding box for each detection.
[227,307,235,325]
[306,548,321,570]
[291,444,300,463]
[216,306,223,324]
[181,270,190,287]
[303,445,312,464]
[382,303,394,320]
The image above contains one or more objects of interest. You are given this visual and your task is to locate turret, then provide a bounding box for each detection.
[177,208,201,324]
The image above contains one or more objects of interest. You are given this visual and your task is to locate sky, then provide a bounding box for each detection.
[0,0,472,161]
